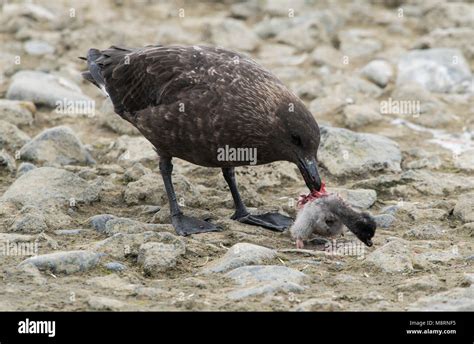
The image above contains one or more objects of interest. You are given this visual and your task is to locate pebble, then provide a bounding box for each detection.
[201,243,277,274]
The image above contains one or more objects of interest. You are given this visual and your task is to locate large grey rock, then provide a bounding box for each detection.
[454,193,474,223]
[1,167,100,210]
[0,99,34,126]
[19,250,103,274]
[365,239,413,273]
[225,265,308,300]
[7,71,93,108]
[19,126,95,166]
[201,243,277,274]
[408,286,474,311]
[0,167,101,230]
[396,49,472,93]
[318,126,401,177]
[0,120,30,152]
[137,233,186,276]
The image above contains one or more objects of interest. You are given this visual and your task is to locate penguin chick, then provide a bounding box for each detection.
[290,194,344,249]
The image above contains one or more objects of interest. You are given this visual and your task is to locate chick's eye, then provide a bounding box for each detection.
[291,134,302,147]
[326,219,335,226]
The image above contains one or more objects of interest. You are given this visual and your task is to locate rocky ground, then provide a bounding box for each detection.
[0,0,473,311]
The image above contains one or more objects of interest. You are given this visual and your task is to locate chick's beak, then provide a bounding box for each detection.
[297,157,322,192]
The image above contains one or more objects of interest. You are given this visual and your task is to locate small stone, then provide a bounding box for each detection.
[342,104,382,129]
[409,287,474,311]
[137,233,186,277]
[0,120,31,152]
[0,99,34,126]
[294,298,343,311]
[0,150,16,173]
[53,229,84,235]
[210,19,260,52]
[397,275,443,292]
[16,162,36,178]
[360,59,393,87]
[102,217,164,236]
[24,40,55,56]
[225,265,308,300]
[454,149,474,172]
[124,162,151,182]
[328,188,377,209]
[339,29,382,59]
[19,250,103,274]
[90,231,168,259]
[107,135,156,166]
[201,243,277,274]
[403,224,445,240]
[453,193,474,223]
[311,45,345,69]
[416,248,461,265]
[105,262,127,272]
[89,214,116,232]
[87,296,127,311]
[9,207,48,233]
[456,223,474,237]
[373,214,396,229]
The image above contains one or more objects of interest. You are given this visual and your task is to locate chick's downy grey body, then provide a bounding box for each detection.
[290,194,377,248]
[290,195,344,241]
